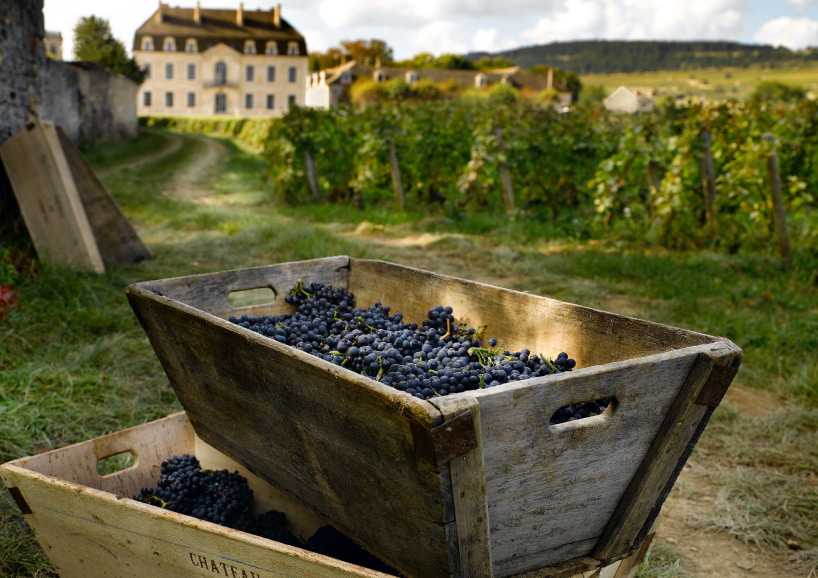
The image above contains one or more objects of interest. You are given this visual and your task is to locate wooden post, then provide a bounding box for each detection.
[763,133,791,266]
[304,149,320,201]
[388,143,405,211]
[647,160,661,219]
[700,128,717,239]
[495,128,515,214]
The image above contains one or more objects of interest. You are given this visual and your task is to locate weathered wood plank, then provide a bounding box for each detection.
[592,344,741,560]
[14,411,193,501]
[133,256,351,320]
[126,284,449,578]
[1,415,397,578]
[0,119,104,273]
[56,126,152,266]
[347,259,717,369]
[472,345,726,576]
[430,396,493,578]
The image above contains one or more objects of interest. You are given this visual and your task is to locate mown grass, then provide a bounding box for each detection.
[1,129,816,577]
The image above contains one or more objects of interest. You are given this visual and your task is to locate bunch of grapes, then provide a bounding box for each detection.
[134,454,299,543]
[136,454,401,574]
[229,281,580,404]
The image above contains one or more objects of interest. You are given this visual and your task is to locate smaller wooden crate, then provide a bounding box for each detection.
[0,414,643,578]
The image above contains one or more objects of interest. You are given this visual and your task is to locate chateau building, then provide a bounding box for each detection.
[132,2,307,117]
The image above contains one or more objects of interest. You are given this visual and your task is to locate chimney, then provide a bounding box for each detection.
[155,1,164,23]
[273,4,281,27]
[375,55,381,69]
[194,1,201,24]
[237,2,244,27]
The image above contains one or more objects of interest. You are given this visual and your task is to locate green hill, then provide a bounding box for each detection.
[466,40,818,75]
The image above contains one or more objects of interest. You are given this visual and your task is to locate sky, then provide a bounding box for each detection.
[45,0,818,62]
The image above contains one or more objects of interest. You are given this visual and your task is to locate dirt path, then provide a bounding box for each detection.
[161,134,228,200]
[651,384,800,578]
[97,131,185,174]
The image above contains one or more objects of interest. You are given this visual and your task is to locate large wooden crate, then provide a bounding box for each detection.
[125,256,742,578]
[0,413,643,578]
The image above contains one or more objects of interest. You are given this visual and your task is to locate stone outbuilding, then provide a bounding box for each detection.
[604,86,655,113]
[305,60,574,109]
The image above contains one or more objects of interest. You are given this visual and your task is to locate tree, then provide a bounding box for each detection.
[474,56,515,70]
[309,47,345,72]
[339,39,394,66]
[434,54,474,70]
[578,84,608,105]
[309,39,394,71]
[749,80,806,103]
[73,16,146,84]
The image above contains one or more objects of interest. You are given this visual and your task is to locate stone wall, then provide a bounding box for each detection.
[42,60,139,143]
[0,0,45,241]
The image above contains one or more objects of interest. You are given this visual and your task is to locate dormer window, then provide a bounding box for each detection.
[475,73,487,88]
[244,40,256,54]
[374,70,384,83]
[406,71,418,84]
[142,37,154,51]
[287,42,299,56]
[185,39,197,53]
[164,37,176,51]
[341,71,351,84]
[265,42,278,55]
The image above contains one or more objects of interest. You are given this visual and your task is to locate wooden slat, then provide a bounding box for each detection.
[430,396,493,578]
[126,284,451,578]
[56,126,152,266]
[347,259,717,369]
[0,119,104,273]
[592,344,741,560]
[472,345,723,576]
[133,256,351,320]
[14,411,193,500]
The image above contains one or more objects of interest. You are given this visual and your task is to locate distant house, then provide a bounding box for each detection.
[305,60,573,109]
[604,86,655,113]
[132,2,308,117]
[45,30,62,60]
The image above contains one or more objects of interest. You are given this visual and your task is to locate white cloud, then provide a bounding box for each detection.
[301,29,330,54]
[410,21,470,55]
[472,28,500,53]
[521,0,606,43]
[787,0,818,11]
[318,0,426,29]
[471,28,519,53]
[522,0,749,43]
[754,16,818,49]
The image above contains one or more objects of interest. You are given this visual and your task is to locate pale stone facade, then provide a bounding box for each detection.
[45,30,62,60]
[133,3,308,117]
[604,86,655,113]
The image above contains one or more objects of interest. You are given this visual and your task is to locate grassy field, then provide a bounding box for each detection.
[581,63,818,101]
[1,129,816,577]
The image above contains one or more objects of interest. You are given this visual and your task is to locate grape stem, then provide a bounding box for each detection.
[541,355,560,372]
[442,318,452,340]
[289,278,313,298]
